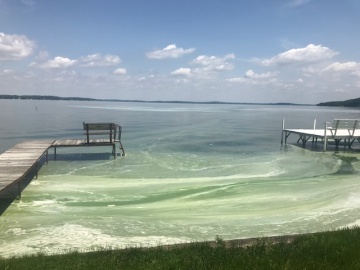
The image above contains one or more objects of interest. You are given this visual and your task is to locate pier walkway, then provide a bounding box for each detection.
[281,119,360,150]
[0,139,124,199]
[0,140,54,199]
[0,122,125,200]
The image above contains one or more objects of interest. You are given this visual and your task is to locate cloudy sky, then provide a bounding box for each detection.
[1,0,360,104]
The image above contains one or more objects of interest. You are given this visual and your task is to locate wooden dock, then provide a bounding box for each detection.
[0,140,54,199]
[0,138,125,200]
[0,122,125,203]
[52,139,122,158]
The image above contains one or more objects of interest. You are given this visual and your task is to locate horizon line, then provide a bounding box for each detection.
[0,94,314,106]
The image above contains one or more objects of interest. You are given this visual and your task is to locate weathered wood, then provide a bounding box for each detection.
[83,122,118,144]
[83,123,116,130]
[52,139,85,146]
[0,140,54,198]
[0,125,125,199]
[52,139,116,146]
[51,139,120,159]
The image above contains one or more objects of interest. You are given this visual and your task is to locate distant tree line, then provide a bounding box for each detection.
[0,94,312,106]
[2,94,360,107]
[0,95,97,101]
[317,97,360,107]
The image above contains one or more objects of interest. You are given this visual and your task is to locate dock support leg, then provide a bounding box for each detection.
[113,144,116,159]
[349,139,356,148]
[302,135,306,148]
[35,162,38,179]
[299,135,311,148]
[324,122,328,151]
[335,139,341,150]
[54,147,57,160]
[311,119,317,145]
[281,118,285,145]
[119,142,125,156]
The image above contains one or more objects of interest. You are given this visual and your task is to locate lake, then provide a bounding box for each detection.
[1,99,360,257]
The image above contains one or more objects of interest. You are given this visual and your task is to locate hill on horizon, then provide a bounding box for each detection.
[317,97,360,107]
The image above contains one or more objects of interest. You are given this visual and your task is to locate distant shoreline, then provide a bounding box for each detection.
[0,94,312,106]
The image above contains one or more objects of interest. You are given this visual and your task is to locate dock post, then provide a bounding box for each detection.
[281,118,285,145]
[324,122,328,151]
[119,142,125,156]
[312,118,316,143]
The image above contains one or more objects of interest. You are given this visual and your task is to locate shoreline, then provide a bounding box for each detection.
[0,231,317,258]
[159,232,314,250]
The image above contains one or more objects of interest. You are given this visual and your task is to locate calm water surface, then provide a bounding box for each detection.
[1,100,360,257]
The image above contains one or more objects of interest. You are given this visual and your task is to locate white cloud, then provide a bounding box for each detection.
[113,68,127,75]
[324,62,360,73]
[30,53,122,69]
[171,67,192,76]
[3,69,14,74]
[227,77,246,83]
[191,54,235,72]
[228,69,277,84]
[304,61,360,77]
[137,75,158,81]
[79,53,121,67]
[244,69,276,79]
[31,56,77,69]
[0,32,35,60]
[261,44,337,66]
[146,44,195,59]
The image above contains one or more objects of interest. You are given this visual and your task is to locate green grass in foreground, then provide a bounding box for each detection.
[1,227,360,270]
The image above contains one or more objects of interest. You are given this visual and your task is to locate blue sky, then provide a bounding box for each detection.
[1,0,360,104]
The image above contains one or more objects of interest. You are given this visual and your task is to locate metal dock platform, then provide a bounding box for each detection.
[281,119,360,150]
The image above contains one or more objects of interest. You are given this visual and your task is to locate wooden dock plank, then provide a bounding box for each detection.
[52,139,113,146]
[52,139,85,146]
[0,140,54,195]
[0,154,45,160]
[0,161,40,167]
[0,135,124,198]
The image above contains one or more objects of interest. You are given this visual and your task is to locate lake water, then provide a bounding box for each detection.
[1,99,360,257]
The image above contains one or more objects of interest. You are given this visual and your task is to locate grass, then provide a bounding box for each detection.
[1,227,360,269]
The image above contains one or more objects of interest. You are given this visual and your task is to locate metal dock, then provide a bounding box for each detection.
[281,119,360,150]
